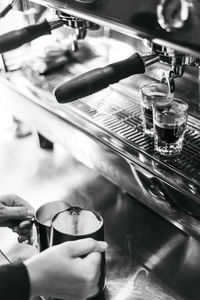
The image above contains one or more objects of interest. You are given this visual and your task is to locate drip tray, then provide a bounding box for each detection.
[69,90,200,184]
[6,66,200,199]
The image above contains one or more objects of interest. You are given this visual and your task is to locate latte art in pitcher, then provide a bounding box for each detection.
[53,207,103,235]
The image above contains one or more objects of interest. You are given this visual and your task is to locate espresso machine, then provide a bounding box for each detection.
[1,0,200,299]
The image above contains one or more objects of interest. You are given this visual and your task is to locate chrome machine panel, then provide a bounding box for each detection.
[31,0,200,57]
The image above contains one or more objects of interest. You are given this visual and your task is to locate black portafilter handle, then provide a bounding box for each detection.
[54,52,145,103]
[0,19,63,54]
[0,3,13,18]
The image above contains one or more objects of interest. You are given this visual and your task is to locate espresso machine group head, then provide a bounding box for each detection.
[53,10,100,51]
[145,41,200,92]
[3,0,198,100]
[22,0,198,102]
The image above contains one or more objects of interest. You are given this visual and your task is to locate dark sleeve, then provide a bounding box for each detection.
[0,262,30,300]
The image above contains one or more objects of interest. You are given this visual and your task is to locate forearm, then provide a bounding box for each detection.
[0,263,30,300]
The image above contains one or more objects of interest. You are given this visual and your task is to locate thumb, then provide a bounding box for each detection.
[3,206,34,221]
[67,238,107,257]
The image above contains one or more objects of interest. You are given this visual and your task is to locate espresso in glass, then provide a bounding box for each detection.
[140,82,170,136]
[153,98,188,156]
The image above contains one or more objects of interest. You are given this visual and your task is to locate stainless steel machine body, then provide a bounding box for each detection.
[1,0,200,299]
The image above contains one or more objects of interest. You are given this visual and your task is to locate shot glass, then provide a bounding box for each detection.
[140,82,170,135]
[51,206,105,298]
[153,98,188,156]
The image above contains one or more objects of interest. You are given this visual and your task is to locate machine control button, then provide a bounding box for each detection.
[157,0,192,32]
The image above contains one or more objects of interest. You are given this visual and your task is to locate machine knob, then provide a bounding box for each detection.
[157,0,192,32]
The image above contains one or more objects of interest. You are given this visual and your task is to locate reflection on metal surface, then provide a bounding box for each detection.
[110,269,148,300]
[144,235,185,270]
[101,192,189,300]
[29,0,200,57]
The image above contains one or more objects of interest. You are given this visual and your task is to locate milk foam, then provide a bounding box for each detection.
[53,208,103,235]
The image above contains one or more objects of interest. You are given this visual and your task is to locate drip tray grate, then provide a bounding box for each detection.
[70,91,200,183]
[8,66,200,186]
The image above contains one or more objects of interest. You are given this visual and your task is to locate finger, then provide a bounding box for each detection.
[67,238,107,257]
[83,251,102,267]
[13,222,33,232]
[13,226,21,234]
[18,235,29,243]
[27,237,35,245]
[0,194,35,219]
[19,220,33,229]
[13,227,32,236]
[3,206,34,221]
[17,234,33,244]
[0,194,33,211]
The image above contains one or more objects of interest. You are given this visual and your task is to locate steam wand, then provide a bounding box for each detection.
[0,18,63,54]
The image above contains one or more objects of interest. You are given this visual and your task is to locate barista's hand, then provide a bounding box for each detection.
[25,238,108,299]
[0,194,35,243]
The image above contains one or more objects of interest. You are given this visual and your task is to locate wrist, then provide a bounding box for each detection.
[24,258,43,297]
